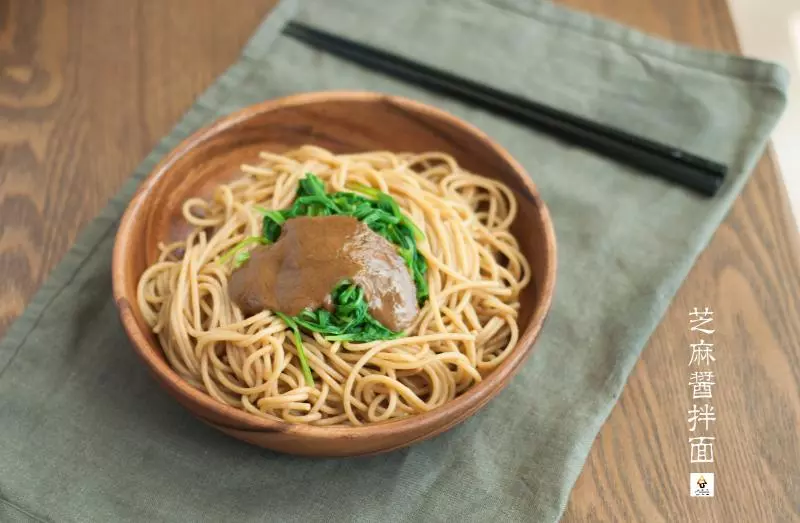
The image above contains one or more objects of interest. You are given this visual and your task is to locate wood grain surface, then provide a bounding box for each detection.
[1,0,798,521]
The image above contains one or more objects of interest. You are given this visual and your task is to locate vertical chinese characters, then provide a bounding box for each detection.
[689,371,715,399]
[688,307,717,465]
[689,437,715,463]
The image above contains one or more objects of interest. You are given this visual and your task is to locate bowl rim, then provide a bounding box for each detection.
[112,90,557,441]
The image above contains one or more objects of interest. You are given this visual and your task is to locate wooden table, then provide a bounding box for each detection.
[2,1,798,521]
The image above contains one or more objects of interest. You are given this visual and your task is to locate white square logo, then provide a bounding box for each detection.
[690,473,714,497]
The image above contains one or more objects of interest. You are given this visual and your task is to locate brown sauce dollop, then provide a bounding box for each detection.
[228,215,418,332]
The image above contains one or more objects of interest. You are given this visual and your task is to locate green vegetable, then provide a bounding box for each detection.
[221,173,428,386]
[292,280,403,343]
[217,236,268,266]
[275,312,315,388]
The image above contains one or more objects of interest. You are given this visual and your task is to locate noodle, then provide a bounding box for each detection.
[137,146,530,426]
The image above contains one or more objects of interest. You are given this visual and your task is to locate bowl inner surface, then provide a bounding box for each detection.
[117,93,554,436]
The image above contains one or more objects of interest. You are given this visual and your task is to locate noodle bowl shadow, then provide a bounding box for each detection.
[112,91,557,457]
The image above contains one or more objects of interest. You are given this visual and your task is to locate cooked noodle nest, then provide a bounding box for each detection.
[137,145,531,426]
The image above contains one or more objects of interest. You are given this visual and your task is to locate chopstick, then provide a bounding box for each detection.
[283,21,726,197]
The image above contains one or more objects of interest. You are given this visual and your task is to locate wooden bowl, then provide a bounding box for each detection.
[112,91,557,457]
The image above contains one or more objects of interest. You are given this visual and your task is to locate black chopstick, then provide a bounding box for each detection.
[283,21,726,197]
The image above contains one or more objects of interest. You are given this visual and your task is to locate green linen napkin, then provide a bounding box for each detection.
[0,0,788,521]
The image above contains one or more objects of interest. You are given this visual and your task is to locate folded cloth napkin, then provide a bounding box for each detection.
[0,0,788,521]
